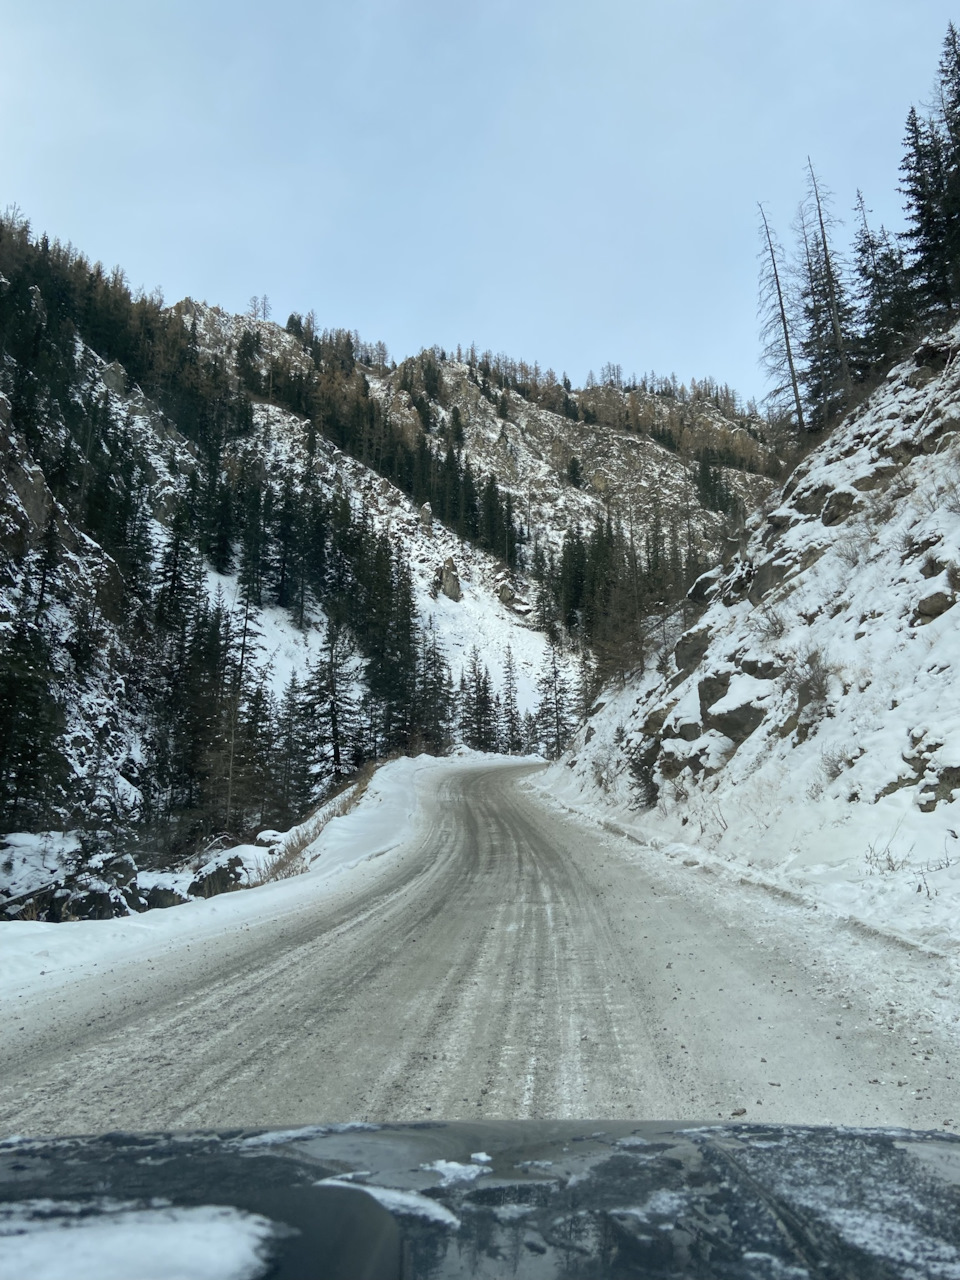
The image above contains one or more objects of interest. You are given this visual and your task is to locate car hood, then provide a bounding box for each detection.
[3,1120,960,1277]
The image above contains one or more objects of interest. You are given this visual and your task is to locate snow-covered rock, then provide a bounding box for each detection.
[553,326,960,954]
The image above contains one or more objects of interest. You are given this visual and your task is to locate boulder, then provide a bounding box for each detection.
[674,627,711,673]
[71,888,126,920]
[420,502,433,532]
[697,672,731,716]
[747,558,789,603]
[705,698,767,744]
[101,362,127,394]
[146,885,189,910]
[821,490,857,527]
[739,657,785,679]
[701,673,772,744]
[441,557,462,602]
[189,854,245,899]
[791,482,831,517]
[686,567,721,607]
[917,589,955,621]
[852,464,898,491]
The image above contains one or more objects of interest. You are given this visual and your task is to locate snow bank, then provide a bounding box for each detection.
[1,756,460,998]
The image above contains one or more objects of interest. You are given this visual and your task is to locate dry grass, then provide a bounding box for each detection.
[252,761,380,885]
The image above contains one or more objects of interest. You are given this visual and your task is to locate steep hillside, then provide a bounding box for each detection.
[184,300,782,614]
[367,346,780,566]
[0,330,569,918]
[549,329,960,953]
[0,219,780,921]
[0,237,577,919]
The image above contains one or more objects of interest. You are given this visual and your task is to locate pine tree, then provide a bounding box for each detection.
[557,527,587,632]
[309,624,360,781]
[852,191,914,372]
[413,623,455,754]
[789,164,860,429]
[272,674,317,824]
[0,616,68,828]
[500,646,523,754]
[460,646,497,751]
[937,22,960,304]
[237,483,266,608]
[535,644,574,760]
[900,104,952,314]
[221,586,266,834]
[793,184,856,430]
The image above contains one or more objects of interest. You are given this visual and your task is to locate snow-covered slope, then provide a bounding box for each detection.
[1,314,573,918]
[550,329,960,955]
[183,298,780,567]
[0,291,782,922]
[231,398,563,708]
[369,353,778,564]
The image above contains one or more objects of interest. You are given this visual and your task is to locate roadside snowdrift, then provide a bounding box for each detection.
[546,329,960,956]
[1,754,470,996]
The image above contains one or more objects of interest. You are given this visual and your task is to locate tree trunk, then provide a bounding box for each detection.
[758,203,806,433]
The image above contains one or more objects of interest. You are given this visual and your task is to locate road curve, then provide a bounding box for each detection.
[1,760,956,1135]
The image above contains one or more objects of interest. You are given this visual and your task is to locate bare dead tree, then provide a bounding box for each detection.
[758,202,806,433]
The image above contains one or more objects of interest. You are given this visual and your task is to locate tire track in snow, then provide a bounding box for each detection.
[1,760,957,1134]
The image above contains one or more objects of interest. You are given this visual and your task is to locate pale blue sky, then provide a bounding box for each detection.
[2,1,957,401]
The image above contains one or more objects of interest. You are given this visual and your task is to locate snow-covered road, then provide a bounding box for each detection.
[1,759,956,1135]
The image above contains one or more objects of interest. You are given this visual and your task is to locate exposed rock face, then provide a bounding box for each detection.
[739,657,784,679]
[441,556,462,602]
[697,672,731,716]
[28,284,46,324]
[420,501,433,533]
[703,695,767,744]
[101,361,127,394]
[674,627,711,673]
[1,441,53,558]
[821,489,857,526]
[917,589,955,620]
[188,855,245,899]
[673,720,702,743]
[747,558,789,604]
[907,365,935,388]
[687,567,722,606]
[569,319,960,859]
[145,885,189,909]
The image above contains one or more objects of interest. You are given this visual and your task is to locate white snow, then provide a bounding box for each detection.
[0,1201,277,1280]
[0,834,81,901]
[611,1188,689,1223]
[318,1180,460,1228]
[0,755,468,997]
[820,1208,960,1277]
[420,1159,492,1186]
[542,329,960,971]
[234,1123,379,1148]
